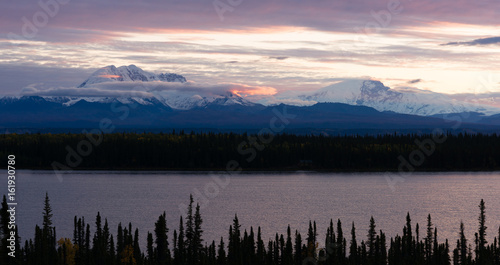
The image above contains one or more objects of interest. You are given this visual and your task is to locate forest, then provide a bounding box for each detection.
[0,194,499,265]
[1,132,500,171]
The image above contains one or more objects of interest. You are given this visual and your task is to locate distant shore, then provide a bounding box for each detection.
[2,132,500,172]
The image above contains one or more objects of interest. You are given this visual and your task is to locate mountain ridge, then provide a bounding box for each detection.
[299,80,500,116]
[13,65,500,116]
[77,64,187,88]
[2,95,500,131]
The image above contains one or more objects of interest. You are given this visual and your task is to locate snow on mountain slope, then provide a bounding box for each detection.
[78,65,187,88]
[151,90,256,110]
[15,65,500,116]
[20,65,256,110]
[299,80,500,116]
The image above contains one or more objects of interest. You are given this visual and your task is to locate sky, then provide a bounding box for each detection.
[1,0,500,102]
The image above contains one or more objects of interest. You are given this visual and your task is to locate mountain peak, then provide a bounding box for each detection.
[78,65,187,88]
[299,79,500,116]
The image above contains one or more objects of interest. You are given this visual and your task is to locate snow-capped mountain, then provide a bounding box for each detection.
[43,96,161,107]
[299,80,500,116]
[44,65,256,110]
[12,65,500,116]
[151,91,256,110]
[78,65,187,88]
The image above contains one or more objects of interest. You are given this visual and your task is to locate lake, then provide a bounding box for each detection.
[3,170,500,249]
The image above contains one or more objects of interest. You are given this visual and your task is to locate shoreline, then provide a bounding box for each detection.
[6,168,500,174]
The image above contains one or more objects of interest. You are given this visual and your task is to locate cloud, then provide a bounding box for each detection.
[0,63,92,95]
[441,36,500,46]
[21,84,155,98]
[390,86,435,94]
[450,92,500,108]
[20,80,278,98]
[3,0,499,44]
[259,97,317,106]
[269,56,289,60]
[408,79,421,84]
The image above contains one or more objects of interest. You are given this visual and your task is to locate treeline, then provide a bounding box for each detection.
[1,131,500,171]
[1,194,500,265]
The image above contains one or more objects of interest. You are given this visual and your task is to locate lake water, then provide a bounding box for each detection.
[3,170,500,249]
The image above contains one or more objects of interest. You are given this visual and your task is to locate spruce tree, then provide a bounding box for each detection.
[248,227,256,263]
[349,222,358,265]
[192,203,203,263]
[154,212,170,265]
[147,232,154,264]
[284,226,293,265]
[307,221,317,258]
[185,195,195,263]
[459,221,468,265]
[228,215,241,265]
[337,219,345,263]
[42,193,53,231]
[133,228,141,265]
[177,216,185,264]
[117,223,124,260]
[40,193,57,265]
[426,214,433,262]
[257,227,265,264]
[380,231,387,265]
[478,199,487,262]
[217,237,226,265]
[368,216,377,260]
[294,230,303,265]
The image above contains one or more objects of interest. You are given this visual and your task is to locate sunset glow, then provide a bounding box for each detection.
[0,0,499,98]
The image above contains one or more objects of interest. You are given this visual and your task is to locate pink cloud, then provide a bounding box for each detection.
[2,0,498,44]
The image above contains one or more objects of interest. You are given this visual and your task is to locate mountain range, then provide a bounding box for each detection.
[299,79,500,116]
[2,65,500,133]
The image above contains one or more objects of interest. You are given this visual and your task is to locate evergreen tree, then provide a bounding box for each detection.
[307,221,317,258]
[117,223,124,261]
[368,216,377,260]
[478,199,487,263]
[274,233,280,264]
[40,193,57,265]
[154,212,170,265]
[176,216,185,265]
[349,222,358,265]
[284,225,293,265]
[256,227,266,264]
[133,228,141,265]
[147,232,154,265]
[217,237,226,265]
[185,195,195,263]
[403,212,413,265]
[426,214,433,262]
[42,193,53,231]
[380,231,387,265]
[294,230,303,265]
[228,215,241,265]
[191,203,203,263]
[459,221,468,265]
[337,219,345,263]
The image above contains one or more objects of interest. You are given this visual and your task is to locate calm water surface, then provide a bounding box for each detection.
[3,170,500,248]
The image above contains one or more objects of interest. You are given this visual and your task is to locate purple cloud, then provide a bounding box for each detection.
[442,36,500,46]
[2,0,499,43]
